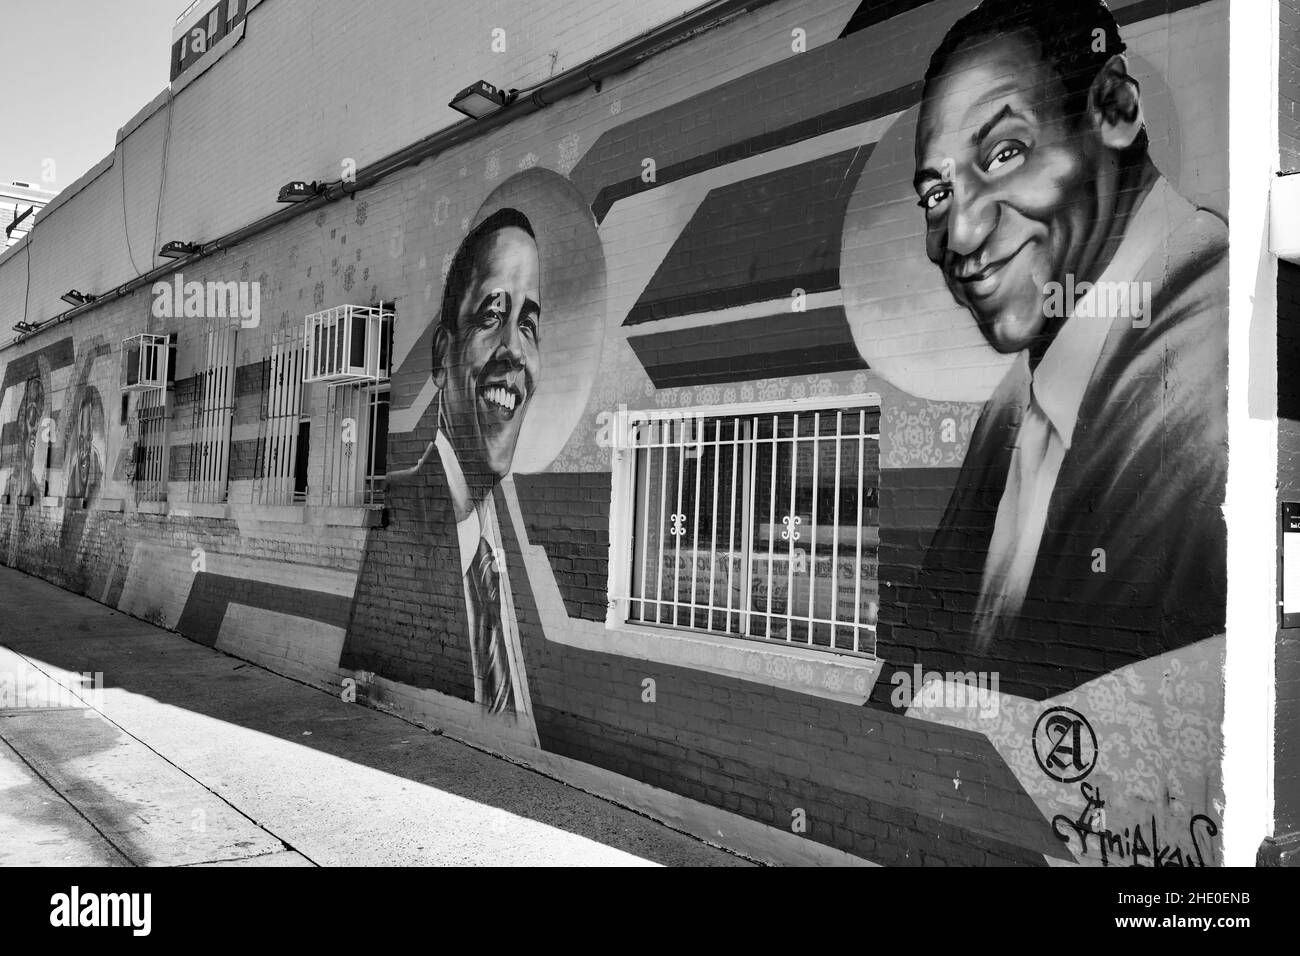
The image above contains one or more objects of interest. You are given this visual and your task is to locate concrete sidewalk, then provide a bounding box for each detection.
[0,565,749,867]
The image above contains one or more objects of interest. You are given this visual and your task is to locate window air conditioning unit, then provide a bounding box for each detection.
[303,303,393,385]
[120,333,175,391]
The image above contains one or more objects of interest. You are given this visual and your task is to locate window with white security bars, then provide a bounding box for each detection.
[186,323,238,503]
[610,398,881,656]
[320,382,388,507]
[132,389,169,503]
[254,325,310,505]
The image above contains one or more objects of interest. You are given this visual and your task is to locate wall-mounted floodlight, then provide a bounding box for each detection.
[277,181,326,203]
[13,321,38,334]
[158,240,200,259]
[5,206,34,239]
[448,80,514,120]
[60,290,95,306]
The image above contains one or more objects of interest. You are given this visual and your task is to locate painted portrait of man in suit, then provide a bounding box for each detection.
[890,0,1227,698]
[429,208,542,715]
[340,168,603,737]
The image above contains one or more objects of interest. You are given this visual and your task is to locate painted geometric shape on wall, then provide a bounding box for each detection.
[838,0,936,37]
[628,307,867,388]
[624,149,870,327]
[568,27,924,223]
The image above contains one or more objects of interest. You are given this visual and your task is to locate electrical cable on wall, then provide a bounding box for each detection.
[120,136,144,276]
[151,90,176,277]
[19,236,32,348]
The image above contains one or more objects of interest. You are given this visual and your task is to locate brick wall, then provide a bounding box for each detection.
[0,0,1236,866]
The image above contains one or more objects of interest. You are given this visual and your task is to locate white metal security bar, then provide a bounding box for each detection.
[120,333,171,391]
[133,389,168,503]
[255,325,307,505]
[619,398,881,657]
[321,383,387,507]
[303,303,393,385]
[187,323,237,503]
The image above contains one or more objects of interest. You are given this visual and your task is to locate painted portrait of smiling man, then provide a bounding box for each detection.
[897,0,1228,699]
[434,208,542,501]
[427,207,542,716]
[340,169,605,736]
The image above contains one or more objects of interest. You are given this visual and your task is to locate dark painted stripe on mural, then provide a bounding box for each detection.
[229,438,261,481]
[173,374,199,406]
[627,307,867,388]
[174,361,266,407]
[630,272,840,326]
[580,0,1218,224]
[169,438,262,481]
[625,148,870,326]
[234,360,267,396]
[0,411,60,448]
[1114,0,1219,26]
[839,0,935,37]
[0,337,75,393]
[590,83,913,223]
[838,0,1214,37]
[176,572,352,648]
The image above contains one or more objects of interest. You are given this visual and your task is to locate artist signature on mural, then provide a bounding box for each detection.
[1033,706,1098,783]
[1052,783,1219,867]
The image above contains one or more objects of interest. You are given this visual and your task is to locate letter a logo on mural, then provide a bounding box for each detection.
[1032,706,1098,783]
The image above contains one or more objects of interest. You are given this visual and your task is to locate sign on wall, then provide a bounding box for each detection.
[170,0,248,82]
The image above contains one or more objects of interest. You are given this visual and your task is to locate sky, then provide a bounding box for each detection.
[0,0,184,193]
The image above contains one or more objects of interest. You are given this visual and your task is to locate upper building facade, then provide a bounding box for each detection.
[1,180,57,250]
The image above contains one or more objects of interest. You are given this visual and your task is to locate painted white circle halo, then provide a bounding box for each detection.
[460,167,607,474]
[840,104,1012,403]
[840,52,1179,404]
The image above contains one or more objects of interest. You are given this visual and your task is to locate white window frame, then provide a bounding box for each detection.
[607,392,882,659]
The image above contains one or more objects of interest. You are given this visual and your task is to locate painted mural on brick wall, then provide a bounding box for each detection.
[335,0,1229,865]
[342,169,605,746]
[861,0,1228,865]
[0,338,108,508]
[0,0,1229,866]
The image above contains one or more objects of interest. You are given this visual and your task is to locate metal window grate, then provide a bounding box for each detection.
[187,323,237,504]
[622,403,880,656]
[254,325,307,505]
[133,389,169,503]
[302,303,392,385]
[321,383,387,507]
[120,334,171,392]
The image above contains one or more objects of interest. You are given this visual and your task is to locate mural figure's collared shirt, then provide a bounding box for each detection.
[972,177,1187,646]
[433,428,531,718]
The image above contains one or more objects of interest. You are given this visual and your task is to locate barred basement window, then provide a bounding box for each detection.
[609,397,881,656]
[254,325,309,505]
[186,322,238,503]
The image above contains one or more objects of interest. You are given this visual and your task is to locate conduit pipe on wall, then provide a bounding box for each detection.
[7,0,775,351]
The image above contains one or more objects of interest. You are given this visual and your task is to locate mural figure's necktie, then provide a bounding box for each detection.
[974,391,1055,648]
[469,536,514,715]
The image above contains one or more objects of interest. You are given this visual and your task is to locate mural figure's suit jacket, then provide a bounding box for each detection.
[879,181,1228,702]
[342,405,479,702]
